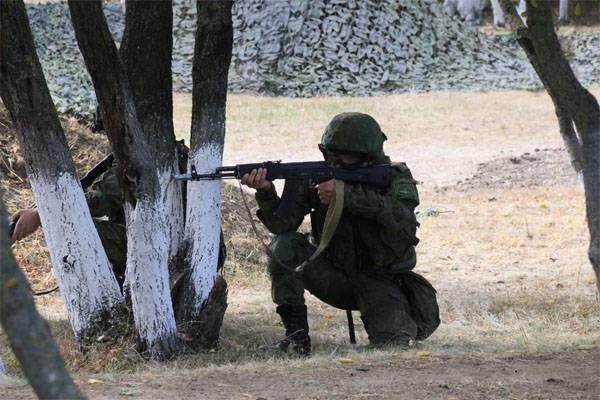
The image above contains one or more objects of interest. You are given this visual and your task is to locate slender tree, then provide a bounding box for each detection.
[182,0,233,341]
[0,0,124,342]
[119,0,184,261]
[68,0,183,358]
[0,191,85,399]
[499,0,600,292]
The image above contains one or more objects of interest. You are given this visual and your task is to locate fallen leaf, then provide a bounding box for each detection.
[448,396,459,400]
[87,379,105,384]
[585,274,596,286]
[576,344,597,351]
[322,311,337,319]
[391,352,402,357]
[416,351,432,358]
[337,357,355,364]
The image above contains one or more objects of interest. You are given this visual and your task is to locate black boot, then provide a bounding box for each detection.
[275,304,311,356]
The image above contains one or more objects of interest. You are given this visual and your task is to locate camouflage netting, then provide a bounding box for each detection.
[25,1,600,120]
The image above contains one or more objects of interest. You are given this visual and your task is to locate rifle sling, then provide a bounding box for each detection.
[238,179,345,274]
[239,180,355,343]
[296,179,344,272]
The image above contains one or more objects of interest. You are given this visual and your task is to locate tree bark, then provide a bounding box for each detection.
[0,0,123,341]
[119,0,184,259]
[181,0,233,339]
[68,0,180,358]
[499,0,600,293]
[0,191,85,399]
[559,0,569,25]
[490,0,506,26]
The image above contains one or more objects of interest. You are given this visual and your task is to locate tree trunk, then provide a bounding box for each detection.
[181,0,233,343]
[68,0,179,358]
[559,0,569,25]
[119,0,184,260]
[490,0,505,26]
[0,0,123,341]
[0,191,85,399]
[499,0,600,293]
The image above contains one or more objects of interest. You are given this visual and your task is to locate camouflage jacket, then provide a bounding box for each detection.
[255,159,420,274]
[85,165,125,224]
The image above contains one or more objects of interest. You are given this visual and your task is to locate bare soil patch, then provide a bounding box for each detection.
[447,147,579,191]
[3,351,598,399]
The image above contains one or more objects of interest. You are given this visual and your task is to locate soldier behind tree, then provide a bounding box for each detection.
[10,141,225,291]
[241,112,440,355]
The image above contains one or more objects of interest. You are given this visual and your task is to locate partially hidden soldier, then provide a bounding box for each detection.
[10,141,225,290]
[241,112,440,355]
[11,161,128,287]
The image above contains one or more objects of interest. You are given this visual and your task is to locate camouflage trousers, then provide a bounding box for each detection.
[268,232,440,346]
[94,219,127,287]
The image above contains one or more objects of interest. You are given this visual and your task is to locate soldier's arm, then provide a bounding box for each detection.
[242,168,310,234]
[343,166,419,231]
[254,183,311,234]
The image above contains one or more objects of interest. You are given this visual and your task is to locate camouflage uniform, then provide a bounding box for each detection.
[85,165,127,287]
[256,113,440,349]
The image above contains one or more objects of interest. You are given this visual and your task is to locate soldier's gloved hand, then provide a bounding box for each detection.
[317,179,335,205]
[11,208,41,243]
[241,168,273,191]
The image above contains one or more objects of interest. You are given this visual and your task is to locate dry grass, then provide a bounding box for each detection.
[2,89,600,378]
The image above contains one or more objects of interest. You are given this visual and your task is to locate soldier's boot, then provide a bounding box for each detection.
[275,304,311,356]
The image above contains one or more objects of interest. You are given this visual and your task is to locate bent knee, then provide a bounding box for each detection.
[267,232,311,273]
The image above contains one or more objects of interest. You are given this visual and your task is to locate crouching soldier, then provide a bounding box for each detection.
[241,112,440,355]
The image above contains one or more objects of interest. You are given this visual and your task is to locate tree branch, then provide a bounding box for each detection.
[499,0,585,173]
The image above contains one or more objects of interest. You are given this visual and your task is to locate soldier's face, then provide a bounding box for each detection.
[329,152,365,169]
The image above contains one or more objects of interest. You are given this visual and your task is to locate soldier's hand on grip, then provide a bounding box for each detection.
[241,168,273,191]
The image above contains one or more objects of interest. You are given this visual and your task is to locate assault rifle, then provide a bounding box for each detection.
[174,160,392,218]
[174,160,391,186]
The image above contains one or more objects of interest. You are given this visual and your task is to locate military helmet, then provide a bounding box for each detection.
[320,112,387,159]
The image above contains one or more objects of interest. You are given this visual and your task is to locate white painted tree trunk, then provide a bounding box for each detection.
[443,0,458,15]
[184,144,223,312]
[124,192,178,356]
[492,0,524,26]
[159,162,185,259]
[444,0,485,25]
[30,172,123,339]
[490,0,505,26]
[559,0,569,25]
[517,0,526,23]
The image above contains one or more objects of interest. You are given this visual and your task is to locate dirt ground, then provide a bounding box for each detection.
[2,89,600,399]
[3,351,598,400]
